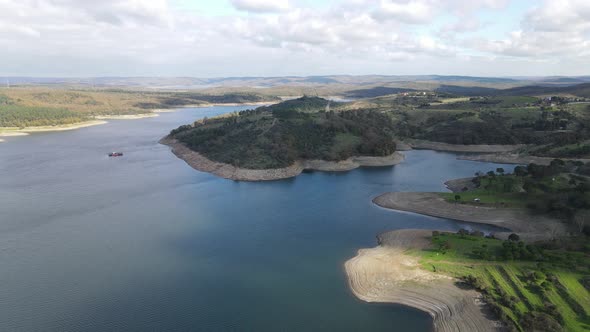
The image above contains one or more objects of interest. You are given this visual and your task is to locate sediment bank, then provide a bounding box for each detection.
[94,114,159,120]
[160,137,405,181]
[404,139,525,154]
[345,229,504,332]
[444,177,478,192]
[458,153,590,165]
[0,120,108,136]
[372,192,567,241]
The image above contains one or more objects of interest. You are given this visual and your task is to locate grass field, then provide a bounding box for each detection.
[413,232,590,331]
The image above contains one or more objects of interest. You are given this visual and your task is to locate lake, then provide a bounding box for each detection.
[0,106,514,331]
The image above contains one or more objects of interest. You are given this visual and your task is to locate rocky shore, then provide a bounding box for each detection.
[345,229,504,332]
[160,137,405,181]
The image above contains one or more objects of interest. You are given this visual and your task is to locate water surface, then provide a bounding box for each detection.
[0,106,513,331]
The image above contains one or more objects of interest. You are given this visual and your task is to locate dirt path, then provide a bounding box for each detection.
[345,229,505,332]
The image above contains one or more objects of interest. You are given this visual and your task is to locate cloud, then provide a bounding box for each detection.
[230,0,290,13]
[373,0,434,24]
[468,0,590,59]
[0,0,587,76]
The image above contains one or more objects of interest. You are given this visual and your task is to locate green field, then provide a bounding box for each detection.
[441,163,590,222]
[414,232,590,331]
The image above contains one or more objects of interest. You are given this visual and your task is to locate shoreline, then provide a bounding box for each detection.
[345,229,504,332]
[160,137,405,181]
[346,189,569,331]
[458,153,590,165]
[404,139,525,153]
[402,139,590,165]
[0,120,108,137]
[0,101,278,142]
[94,113,158,120]
[372,192,568,241]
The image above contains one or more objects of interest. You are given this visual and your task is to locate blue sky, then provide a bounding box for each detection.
[0,0,589,77]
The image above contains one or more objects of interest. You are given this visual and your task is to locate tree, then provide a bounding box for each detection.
[508,233,520,242]
[454,194,461,203]
[496,167,505,175]
[514,165,527,177]
[438,240,451,254]
[457,228,470,237]
[574,212,587,234]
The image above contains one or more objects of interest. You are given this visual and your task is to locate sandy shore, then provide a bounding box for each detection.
[373,192,568,241]
[345,229,504,332]
[0,120,108,136]
[160,137,405,181]
[458,153,590,165]
[404,139,525,153]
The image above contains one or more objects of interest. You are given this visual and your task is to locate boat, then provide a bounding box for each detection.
[108,152,124,157]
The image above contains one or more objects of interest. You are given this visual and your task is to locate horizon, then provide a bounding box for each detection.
[1,0,589,77]
[2,74,590,79]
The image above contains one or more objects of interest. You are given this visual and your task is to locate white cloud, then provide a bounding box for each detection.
[0,0,587,76]
[373,0,434,24]
[231,0,290,13]
[469,0,590,59]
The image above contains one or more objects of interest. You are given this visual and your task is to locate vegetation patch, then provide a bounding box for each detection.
[168,97,397,169]
[416,231,590,331]
[441,161,590,226]
[0,105,86,127]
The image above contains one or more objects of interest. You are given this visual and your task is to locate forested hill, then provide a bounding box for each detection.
[0,88,280,128]
[168,96,397,169]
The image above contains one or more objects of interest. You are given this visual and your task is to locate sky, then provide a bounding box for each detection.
[0,0,589,77]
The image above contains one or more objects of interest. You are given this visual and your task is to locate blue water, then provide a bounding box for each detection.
[0,106,514,331]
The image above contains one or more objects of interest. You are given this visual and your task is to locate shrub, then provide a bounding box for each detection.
[508,233,520,241]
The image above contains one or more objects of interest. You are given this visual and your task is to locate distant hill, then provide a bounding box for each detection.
[435,85,500,96]
[344,86,417,98]
[0,75,553,89]
[499,83,590,97]
[433,82,590,98]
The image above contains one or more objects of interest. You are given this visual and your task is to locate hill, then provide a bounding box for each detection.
[166,96,397,169]
[0,88,279,128]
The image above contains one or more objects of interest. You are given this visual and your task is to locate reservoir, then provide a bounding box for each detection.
[0,106,512,331]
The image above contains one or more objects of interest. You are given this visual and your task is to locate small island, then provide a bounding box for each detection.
[161,96,404,181]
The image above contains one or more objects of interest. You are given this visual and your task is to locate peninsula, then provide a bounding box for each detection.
[347,161,590,331]
[162,96,404,181]
[0,87,280,139]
